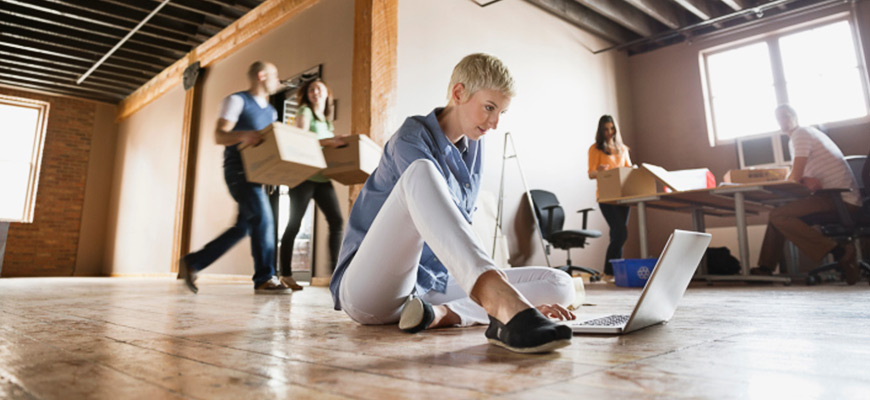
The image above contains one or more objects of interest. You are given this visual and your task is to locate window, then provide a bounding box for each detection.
[702,17,869,145]
[0,95,49,223]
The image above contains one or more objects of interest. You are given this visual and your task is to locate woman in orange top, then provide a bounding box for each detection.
[588,115,632,276]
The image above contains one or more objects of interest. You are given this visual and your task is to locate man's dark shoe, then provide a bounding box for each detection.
[485,308,572,354]
[749,266,774,276]
[178,256,198,294]
[398,295,434,333]
[838,244,860,285]
[255,277,292,294]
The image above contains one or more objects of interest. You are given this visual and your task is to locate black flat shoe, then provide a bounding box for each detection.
[485,308,572,354]
[178,256,198,294]
[398,295,434,333]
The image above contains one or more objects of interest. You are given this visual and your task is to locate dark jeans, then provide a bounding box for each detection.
[599,203,630,275]
[279,180,344,276]
[184,166,276,287]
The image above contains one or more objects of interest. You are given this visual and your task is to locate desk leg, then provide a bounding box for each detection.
[691,209,705,232]
[692,209,707,275]
[701,190,789,285]
[734,192,750,275]
[638,201,648,259]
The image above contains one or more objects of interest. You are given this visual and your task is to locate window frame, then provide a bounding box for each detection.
[0,95,50,223]
[700,12,870,147]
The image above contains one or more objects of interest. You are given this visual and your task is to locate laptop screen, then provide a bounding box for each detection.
[623,230,712,333]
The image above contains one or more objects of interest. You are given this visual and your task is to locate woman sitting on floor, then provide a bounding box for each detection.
[329,53,576,354]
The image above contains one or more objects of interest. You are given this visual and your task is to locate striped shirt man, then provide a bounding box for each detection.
[789,126,860,205]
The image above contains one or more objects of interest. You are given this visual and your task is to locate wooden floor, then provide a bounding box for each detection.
[1,277,869,399]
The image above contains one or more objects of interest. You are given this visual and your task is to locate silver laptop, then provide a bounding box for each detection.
[565,229,712,335]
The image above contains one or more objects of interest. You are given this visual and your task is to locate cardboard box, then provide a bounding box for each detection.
[663,168,716,192]
[322,134,382,185]
[241,123,327,187]
[597,167,658,200]
[724,167,789,184]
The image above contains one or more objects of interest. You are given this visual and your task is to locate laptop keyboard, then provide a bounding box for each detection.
[577,314,630,327]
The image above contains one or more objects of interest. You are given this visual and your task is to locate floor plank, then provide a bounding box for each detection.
[0,277,869,399]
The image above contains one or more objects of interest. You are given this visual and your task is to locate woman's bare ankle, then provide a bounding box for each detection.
[471,270,533,323]
[428,304,461,328]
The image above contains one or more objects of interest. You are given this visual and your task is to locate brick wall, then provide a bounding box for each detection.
[1,87,96,277]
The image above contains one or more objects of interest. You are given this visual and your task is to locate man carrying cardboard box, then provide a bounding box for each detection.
[752,105,861,284]
[178,61,290,294]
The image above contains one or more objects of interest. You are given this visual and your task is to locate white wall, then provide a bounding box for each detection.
[397,0,633,269]
[106,85,185,274]
[76,102,118,276]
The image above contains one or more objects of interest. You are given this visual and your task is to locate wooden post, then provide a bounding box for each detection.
[0,222,8,276]
[351,0,397,201]
[309,0,397,286]
[171,63,204,274]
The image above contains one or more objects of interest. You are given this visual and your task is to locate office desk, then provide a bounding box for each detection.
[600,181,810,283]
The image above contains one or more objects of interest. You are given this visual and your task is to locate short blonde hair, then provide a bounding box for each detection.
[447,53,515,103]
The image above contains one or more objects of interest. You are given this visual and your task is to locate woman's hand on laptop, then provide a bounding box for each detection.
[536,304,576,320]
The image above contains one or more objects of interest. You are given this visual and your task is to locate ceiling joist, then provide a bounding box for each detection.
[572,0,666,38]
[622,0,685,30]
[526,0,638,44]
[0,0,266,103]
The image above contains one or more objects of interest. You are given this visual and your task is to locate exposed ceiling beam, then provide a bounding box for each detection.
[97,0,210,31]
[2,23,178,65]
[0,36,164,74]
[0,58,141,90]
[525,0,637,44]
[0,0,270,102]
[623,0,683,30]
[157,0,236,26]
[0,47,152,82]
[720,0,748,12]
[673,0,721,20]
[23,0,200,38]
[2,14,188,60]
[0,73,127,98]
[595,0,815,54]
[4,0,200,47]
[0,4,194,52]
[572,0,663,37]
[0,78,121,102]
[200,0,257,16]
[0,65,131,94]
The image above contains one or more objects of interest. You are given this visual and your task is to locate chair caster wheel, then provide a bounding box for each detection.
[806,275,819,286]
[590,275,602,282]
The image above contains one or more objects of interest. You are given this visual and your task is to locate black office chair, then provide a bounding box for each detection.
[806,155,870,285]
[529,190,603,282]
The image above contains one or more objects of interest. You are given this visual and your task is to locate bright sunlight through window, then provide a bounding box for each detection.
[0,96,49,223]
[780,21,866,125]
[706,42,780,141]
[703,18,868,144]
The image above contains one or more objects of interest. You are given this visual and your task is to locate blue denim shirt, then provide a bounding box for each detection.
[330,108,482,310]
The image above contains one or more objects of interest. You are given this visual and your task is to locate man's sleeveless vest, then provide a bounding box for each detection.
[223,91,277,171]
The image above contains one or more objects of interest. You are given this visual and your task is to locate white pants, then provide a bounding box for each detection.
[338,159,574,326]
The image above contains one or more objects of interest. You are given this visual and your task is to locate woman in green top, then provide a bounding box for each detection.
[279,78,345,290]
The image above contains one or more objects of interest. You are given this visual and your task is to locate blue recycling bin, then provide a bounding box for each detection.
[610,258,658,287]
